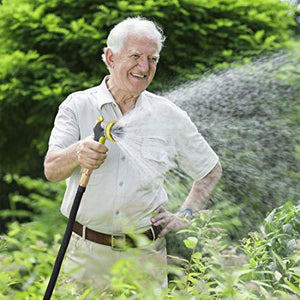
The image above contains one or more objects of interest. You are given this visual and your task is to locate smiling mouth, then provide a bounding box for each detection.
[131,73,147,79]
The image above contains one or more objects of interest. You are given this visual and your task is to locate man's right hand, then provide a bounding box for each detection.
[76,138,108,170]
[44,137,109,182]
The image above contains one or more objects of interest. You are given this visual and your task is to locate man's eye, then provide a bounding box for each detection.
[132,54,140,59]
[150,57,158,63]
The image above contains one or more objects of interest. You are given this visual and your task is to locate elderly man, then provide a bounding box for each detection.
[44,17,222,289]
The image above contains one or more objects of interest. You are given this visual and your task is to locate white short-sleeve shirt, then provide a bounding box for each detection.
[48,77,219,233]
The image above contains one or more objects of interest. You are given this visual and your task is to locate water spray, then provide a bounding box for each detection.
[43,116,122,300]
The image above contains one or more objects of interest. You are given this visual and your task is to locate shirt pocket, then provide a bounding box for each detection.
[140,137,172,174]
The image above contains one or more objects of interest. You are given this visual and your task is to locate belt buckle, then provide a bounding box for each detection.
[111,233,126,251]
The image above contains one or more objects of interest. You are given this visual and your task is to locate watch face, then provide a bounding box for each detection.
[182,208,193,219]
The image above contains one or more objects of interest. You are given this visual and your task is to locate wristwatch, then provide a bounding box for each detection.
[180,208,193,220]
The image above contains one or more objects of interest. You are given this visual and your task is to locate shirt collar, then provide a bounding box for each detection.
[95,75,117,110]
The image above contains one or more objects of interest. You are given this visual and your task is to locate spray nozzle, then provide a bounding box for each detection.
[107,122,125,141]
[94,117,124,143]
[104,121,117,142]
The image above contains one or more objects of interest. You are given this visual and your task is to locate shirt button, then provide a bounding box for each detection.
[119,181,123,187]
[121,156,126,161]
[116,210,120,215]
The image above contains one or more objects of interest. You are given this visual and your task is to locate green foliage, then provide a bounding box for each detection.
[1,189,300,299]
[0,0,300,297]
[0,0,297,173]
[241,201,300,297]
[0,174,66,241]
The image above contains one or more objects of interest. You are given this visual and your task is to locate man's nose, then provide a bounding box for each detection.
[138,57,150,72]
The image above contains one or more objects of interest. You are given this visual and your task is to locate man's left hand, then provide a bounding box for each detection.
[151,206,189,238]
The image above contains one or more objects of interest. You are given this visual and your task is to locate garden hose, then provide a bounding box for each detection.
[43,117,117,300]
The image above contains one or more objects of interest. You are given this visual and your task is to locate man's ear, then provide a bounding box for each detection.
[106,48,115,69]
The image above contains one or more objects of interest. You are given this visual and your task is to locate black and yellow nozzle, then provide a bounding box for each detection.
[93,116,119,143]
[79,117,121,187]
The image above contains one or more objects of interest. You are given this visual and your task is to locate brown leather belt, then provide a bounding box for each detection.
[72,221,161,251]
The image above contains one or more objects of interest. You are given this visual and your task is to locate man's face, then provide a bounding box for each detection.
[107,35,159,97]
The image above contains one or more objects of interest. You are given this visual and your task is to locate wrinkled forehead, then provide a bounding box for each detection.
[123,34,160,55]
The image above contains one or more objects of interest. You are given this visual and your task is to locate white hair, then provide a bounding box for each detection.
[101,17,166,67]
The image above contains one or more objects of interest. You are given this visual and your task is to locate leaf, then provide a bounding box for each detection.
[183,237,198,249]
[192,252,202,259]
[274,270,282,281]
[249,257,257,268]
[283,223,293,234]
[239,34,256,47]
[264,35,277,47]
[282,278,300,295]
[265,209,276,224]
[232,269,254,280]
[272,250,286,272]
[254,30,265,43]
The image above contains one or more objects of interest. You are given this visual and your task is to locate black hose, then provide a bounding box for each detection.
[43,185,86,300]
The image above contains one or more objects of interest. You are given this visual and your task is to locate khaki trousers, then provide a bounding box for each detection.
[63,231,168,290]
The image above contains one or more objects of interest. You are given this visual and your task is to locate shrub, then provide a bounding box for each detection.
[1,188,300,299]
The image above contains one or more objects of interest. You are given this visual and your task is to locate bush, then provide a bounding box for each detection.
[1,180,299,299]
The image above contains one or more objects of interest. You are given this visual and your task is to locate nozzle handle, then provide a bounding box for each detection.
[79,136,106,187]
[79,118,107,187]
